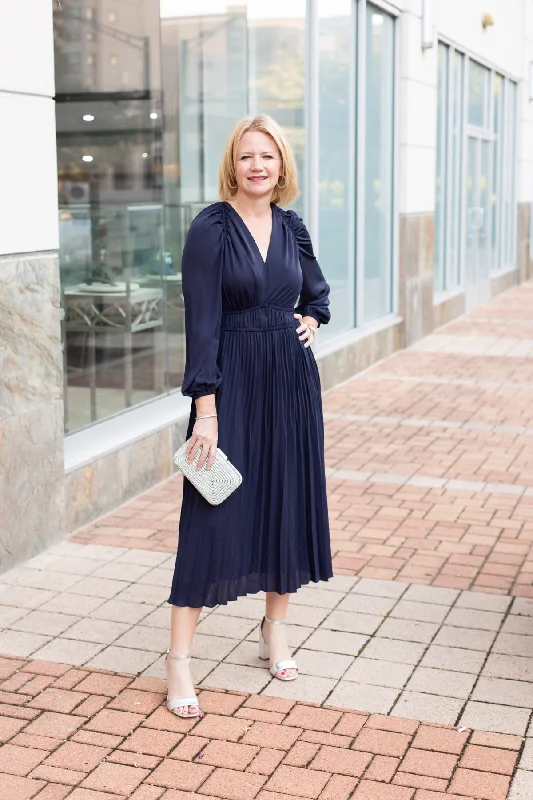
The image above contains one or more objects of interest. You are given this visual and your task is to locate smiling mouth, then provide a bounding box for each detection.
[248,176,267,181]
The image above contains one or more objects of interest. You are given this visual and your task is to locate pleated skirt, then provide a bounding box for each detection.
[168,305,332,608]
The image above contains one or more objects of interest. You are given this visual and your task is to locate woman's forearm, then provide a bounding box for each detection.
[195,395,217,416]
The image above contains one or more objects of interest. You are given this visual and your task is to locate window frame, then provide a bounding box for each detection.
[435,38,519,303]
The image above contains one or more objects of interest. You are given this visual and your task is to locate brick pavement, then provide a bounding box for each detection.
[0,653,528,800]
[3,283,533,798]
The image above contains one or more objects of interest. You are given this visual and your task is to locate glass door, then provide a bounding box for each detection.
[465,135,492,309]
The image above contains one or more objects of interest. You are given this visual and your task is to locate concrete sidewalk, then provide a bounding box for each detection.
[2,283,533,798]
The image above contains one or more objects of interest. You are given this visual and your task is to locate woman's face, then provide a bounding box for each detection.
[234,131,282,201]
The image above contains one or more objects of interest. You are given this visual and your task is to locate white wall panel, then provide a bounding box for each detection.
[399,10,437,87]
[0,93,59,255]
[435,0,521,77]
[400,78,437,147]
[399,144,436,213]
[0,0,55,97]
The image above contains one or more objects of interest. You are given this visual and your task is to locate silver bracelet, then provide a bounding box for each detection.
[196,413,217,420]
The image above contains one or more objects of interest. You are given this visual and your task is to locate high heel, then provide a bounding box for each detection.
[165,649,203,718]
[258,615,299,682]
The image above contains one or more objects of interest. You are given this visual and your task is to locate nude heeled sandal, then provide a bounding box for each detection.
[258,615,299,681]
[165,650,203,718]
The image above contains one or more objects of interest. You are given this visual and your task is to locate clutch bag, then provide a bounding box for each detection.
[173,439,242,505]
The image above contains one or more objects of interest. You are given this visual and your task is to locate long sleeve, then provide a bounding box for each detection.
[180,207,225,398]
[288,211,331,326]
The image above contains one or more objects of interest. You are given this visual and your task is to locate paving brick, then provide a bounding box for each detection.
[247,748,285,775]
[45,741,111,772]
[146,759,214,791]
[411,725,468,755]
[242,721,302,750]
[11,733,61,751]
[196,766,267,800]
[23,712,85,740]
[364,755,399,782]
[106,750,159,769]
[197,691,246,716]
[74,674,132,697]
[365,716,419,735]
[449,768,510,800]
[352,781,414,799]
[32,785,72,800]
[310,746,372,777]
[0,774,46,800]
[353,728,410,758]
[242,695,296,715]
[332,713,368,737]
[283,706,341,732]
[30,765,87,786]
[72,730,124,749]
[108,688,164,715]
[0,715,27,742]
[300,730,352,748]
[200,740,258,770]
[319,774,358,800]
[400,748,457,779]
[0,743,46,775]
[460,744,518,774]
[120,727,182,757]
[265,764,330,798]
[393,773,447,791]
[28,689,88,714]
[283,741,320,767]
[469,731,522,750]
[193,714,252,742]
[169,735,207,762]
[84,708,145,736]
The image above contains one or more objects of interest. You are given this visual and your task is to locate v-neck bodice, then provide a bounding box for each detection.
[224,201,272,264]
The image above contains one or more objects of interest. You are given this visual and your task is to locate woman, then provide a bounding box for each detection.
[166,114,332,717]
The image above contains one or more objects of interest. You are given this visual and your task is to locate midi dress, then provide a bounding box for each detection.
[169,201,333,608]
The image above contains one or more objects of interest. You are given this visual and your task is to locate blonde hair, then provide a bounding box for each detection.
[218,114,298,206]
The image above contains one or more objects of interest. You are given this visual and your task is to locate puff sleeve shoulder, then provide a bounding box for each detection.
[180,205,225,398]
[285,210,331,326]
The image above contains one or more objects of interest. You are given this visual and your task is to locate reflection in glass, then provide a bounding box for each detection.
[54,0,167,433]
[503,81,517,265]
[318,0,352,336]
[364,6,394,323]
[491,74,503,270]
[451,51,464,286]
[434,43,448,294]
[161,1,306,387]
[468,60,489,128]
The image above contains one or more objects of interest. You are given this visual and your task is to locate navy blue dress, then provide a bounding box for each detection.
[169,201,333,608]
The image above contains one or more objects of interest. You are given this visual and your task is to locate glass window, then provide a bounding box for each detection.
[318,0,353,337]
[503,80,517,265]
[363,6,394,323]
[161,1,306,388]
[468,60,489,128]
[434,43,449,294]
[491,74,503,270]
[450,50,464,286]
[54,0,165,433]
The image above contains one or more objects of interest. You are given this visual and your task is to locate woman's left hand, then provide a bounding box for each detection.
[294,314,317,348]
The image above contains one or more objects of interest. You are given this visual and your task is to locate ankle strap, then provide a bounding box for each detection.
[166,648,190,661]
[264,614,285,625]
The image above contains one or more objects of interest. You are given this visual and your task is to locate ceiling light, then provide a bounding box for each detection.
[150,112,158,120]
[142,152,148,158]
[83,114,95,122]
[82,155,93,162]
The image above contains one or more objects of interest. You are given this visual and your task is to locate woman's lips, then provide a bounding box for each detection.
[248,176,267,182]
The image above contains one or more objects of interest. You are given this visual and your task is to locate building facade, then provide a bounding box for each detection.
[1,0,533,570]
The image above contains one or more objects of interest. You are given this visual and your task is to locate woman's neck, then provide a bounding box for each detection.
[230,193,272,219]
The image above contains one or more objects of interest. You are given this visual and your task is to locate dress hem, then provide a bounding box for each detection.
[168,569,334,610]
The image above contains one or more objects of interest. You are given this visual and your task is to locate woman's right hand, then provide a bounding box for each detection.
[186,417,218,471]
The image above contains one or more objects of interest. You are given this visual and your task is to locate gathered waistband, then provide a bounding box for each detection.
[221,305,297,331]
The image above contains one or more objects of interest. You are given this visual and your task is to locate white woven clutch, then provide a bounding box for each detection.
[173,440,242,505]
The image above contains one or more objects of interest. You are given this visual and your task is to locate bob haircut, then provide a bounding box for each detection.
[218,114,298,207]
